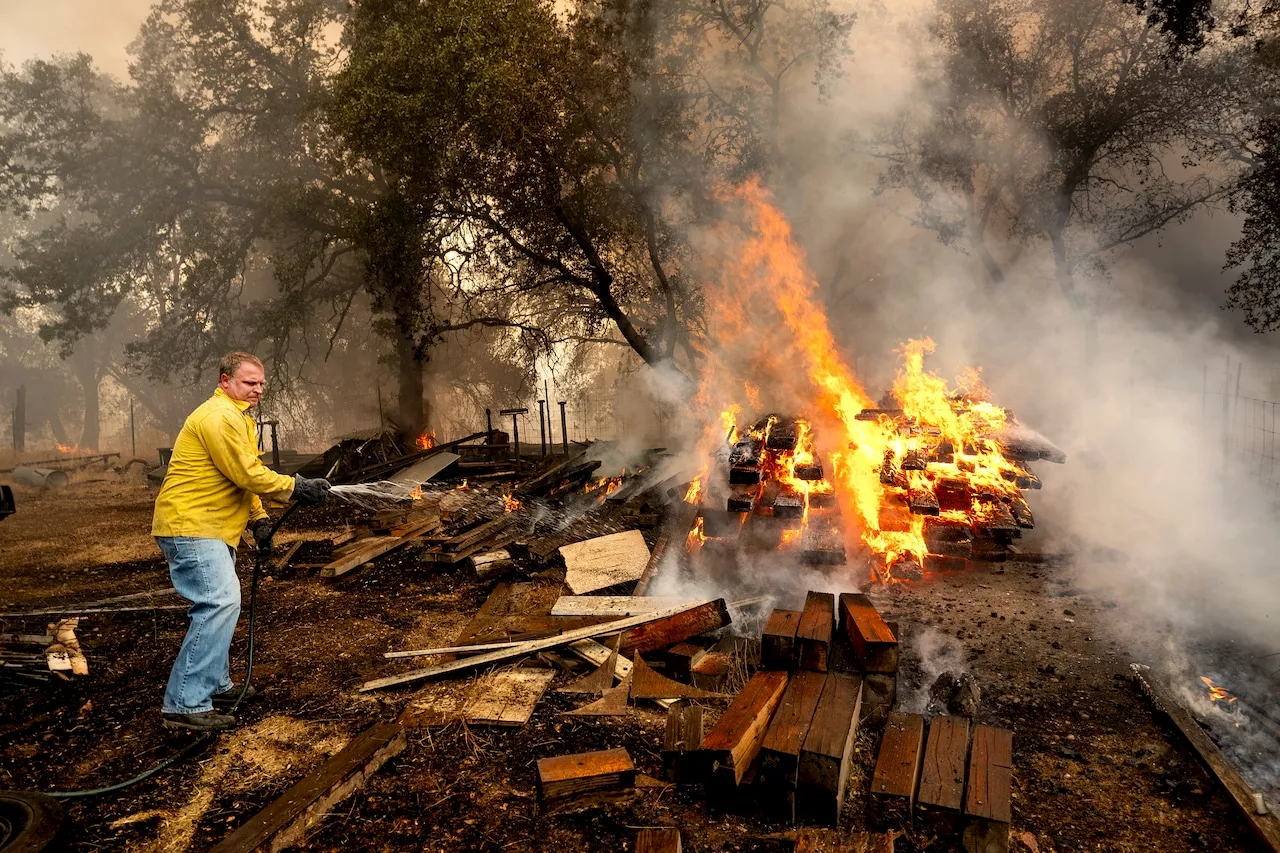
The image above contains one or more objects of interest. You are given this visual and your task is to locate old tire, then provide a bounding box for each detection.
[0,791,63,853]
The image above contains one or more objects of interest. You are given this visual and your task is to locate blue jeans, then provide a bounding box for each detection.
[156,537,240,714]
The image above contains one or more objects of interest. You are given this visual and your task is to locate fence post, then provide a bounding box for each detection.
[559,401,568,456]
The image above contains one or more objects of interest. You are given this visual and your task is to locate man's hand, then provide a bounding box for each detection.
[293,475,331,507]
[251,518,274,560]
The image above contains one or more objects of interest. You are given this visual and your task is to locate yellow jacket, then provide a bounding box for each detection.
[152,388,296,546]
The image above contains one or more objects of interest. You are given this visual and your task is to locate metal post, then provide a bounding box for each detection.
[270,422,280,469]
[538,400,547,457]
[14,385,25,454]
[130,398,136,458]
[486,408,493,436]
[499,408,528,462]
[559,401,568,456]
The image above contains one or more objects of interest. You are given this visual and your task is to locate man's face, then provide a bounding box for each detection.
[220,362,266,406]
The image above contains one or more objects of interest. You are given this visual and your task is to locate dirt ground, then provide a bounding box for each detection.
[0,476,1262,853]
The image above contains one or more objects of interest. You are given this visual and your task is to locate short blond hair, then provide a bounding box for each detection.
[218,351,264,380]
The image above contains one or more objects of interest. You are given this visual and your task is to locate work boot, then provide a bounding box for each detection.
[162,710,236,732]
[211,684,258,708]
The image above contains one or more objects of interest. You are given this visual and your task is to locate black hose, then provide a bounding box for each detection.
[43,503,302,799]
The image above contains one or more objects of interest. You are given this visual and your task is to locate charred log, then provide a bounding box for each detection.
[923,515,972,550]
[934,478,971,513]
[901,450,928,471]
[908,482,940,516]
[730,465,763,485]
[856,408,904,421]
[972,498,1018,540]
[795,458,824,480]
[1007,494,1034,529]
[728,485,760,513]
[879,450,899,486]
[774,488,806,520]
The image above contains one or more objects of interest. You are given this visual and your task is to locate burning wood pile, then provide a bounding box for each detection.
[690,391,1064,584]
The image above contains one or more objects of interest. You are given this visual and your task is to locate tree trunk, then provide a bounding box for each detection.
[395,331,426,439]
[71,344,101,450]
[1048,227,1098,366]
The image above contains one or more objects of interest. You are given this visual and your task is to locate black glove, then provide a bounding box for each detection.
[293,474,331,507]
[251,518,274,559]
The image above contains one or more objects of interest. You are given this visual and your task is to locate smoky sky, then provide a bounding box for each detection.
[0,1,153,79]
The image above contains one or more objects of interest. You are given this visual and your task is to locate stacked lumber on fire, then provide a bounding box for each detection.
[868,712,1013,853]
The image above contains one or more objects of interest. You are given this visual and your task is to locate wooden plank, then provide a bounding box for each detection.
[550,596,705,617]
[390,452,459,486]
[962,725,1013,853]
[796,592,834,673]
[797,673,863,827]
[560,530,650,594]
[272,541,304,572]
[463,668,554,727]
[320,516,440,577]
[360,601,711,691]
[758,670,827,820]
[701,670,790,789]
[635,828,682,853]
[384,640,524,659]
[208,722,406,853]
[868,712,925,831]
[631,654,726,700]
[536,747,635,814]
[917,715,971,837]
[761,608,800,670]
[1131,665,1280,853]
[662,704,704,782]
[619,599,730,655]
[839,593,899,673]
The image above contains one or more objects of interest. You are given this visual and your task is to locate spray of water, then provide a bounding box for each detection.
[327,481,426,511]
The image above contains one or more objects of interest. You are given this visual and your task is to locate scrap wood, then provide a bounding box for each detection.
[272,541,304,571]
[384,640,525,659]
[565,639,675,710]
[208,722,407,853]
[562,676,634,716]
[1131,664,1280,853]
[463,667,555,727]
[630,653,727,701]
[634,501,700,596]
[320,515,441,578]
[45,617,87,678]
[536,746,635,814]
[558,636,619,694]
[390,452,460,487]
[360,601,715,691]
[560,529,651,595]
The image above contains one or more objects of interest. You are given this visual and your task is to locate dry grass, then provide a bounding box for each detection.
[0,475,159,573]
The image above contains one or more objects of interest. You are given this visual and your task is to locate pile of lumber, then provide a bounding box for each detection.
[1,618,90,688]
[868,712,1012,853]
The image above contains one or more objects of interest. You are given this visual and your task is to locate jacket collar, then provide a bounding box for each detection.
[213,386,254,414]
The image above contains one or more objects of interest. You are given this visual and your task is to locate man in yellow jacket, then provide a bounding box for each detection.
[153,351,330,731]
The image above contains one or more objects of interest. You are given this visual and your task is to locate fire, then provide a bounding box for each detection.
[56,443,79,454]
[408,486,424,501]
[454,479,468,490]
[685,180,1044,582]
[1200,676,1238,705]
[584,472,624,499]
[415,431,436,451]
[503,493,522,513]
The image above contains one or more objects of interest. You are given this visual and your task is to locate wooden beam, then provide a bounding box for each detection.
[635,828,682,853]
[797,673,863,827]
[758,670,827,821]
[536,747,635,814]
[619,599,731,656]
[662,704,704,783]
[320,516,440,578]
[662,642,708,681]
[839,593,899,673]
[795,829,895,853]
[558,636,618,695]
[797,592,834,673]
[1131,665,1280,853]
[701,670,790,790]
[208,722,406,853]
[917,715,971,838]
[761,608,800,670]
[868,712,925,831]
[962,725,1013,853]
[359,601,714,691]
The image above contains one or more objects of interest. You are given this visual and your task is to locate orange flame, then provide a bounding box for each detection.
[1200,675,1238,705]
[408,486,424,501]
[685,180,1032,581]
[56,443,79,454]
[503,493,522,513]
[415,431,436,451]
